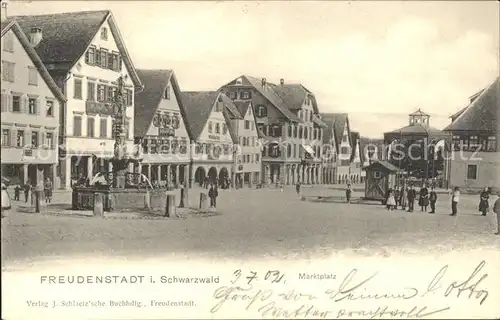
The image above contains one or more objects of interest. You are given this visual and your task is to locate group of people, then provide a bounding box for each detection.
[13,178,53,204]
[203,176,231,190]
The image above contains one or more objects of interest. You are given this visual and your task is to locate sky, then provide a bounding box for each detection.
[5,1,499,138]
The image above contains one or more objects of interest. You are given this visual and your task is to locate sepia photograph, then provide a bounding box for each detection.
[1,0,499,319]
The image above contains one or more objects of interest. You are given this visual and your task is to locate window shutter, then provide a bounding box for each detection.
[21,96,27,114]
[7,94,13,112]
[0,93,6,112]
[36,97,41,115]
[24,130,30,148]
[10,129,16,147]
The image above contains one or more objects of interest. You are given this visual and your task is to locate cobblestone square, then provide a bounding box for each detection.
[2,186,499,267]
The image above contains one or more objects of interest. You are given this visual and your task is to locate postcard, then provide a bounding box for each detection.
[1,0,499,319]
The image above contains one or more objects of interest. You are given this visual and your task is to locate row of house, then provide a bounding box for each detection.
[1,10,365,190]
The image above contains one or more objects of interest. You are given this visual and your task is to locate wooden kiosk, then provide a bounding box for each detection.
[363,160,402,204]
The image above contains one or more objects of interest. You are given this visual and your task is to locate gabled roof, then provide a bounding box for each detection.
[350,131,360,162]
[13,10,142,88]
[134,69,191,138]
[222,75,301,122]
[321,113,351,150]
[385,124,445,137]
[233,100,251,117]
[181,91,223,140]
[363,160,401,172]
[409,108,430,117]
[222,111,238,144]
[222,97,242,120]
[444,77,499,132]
[1,20,66,104]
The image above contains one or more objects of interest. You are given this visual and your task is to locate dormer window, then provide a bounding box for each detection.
[101,27,108,40]
[236,77,243,85]
[164,86,170,100]
[240,91,251,99]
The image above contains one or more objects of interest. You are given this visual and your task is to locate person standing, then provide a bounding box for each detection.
[1,183,11,218]
[386,189,396,210]
[493,194,500,235]
[394,186,400,209]
[23,183,31,203]
[346,184,352,203]
[295,180,301,195]
[429,186,437,214]
[479,187,490,216]
[208,184,218,208]
[407,185,416,212]
[450,187,460,216]
[44,177,53,203]
[14,185,21,201]
[400,185,408,211]
[419,184,429,212]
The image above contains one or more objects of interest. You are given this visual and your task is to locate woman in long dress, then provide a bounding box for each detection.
[479,187,490,216]
[400,185,408,210]
[1,183,11,218]
[386,190,396,210]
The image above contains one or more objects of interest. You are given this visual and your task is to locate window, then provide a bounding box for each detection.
[164,86,170,100]
[126,89,133,106]
[46,132,53,149]
[85,47,95,65]
[111,53,120,71]
[112,87,117,102]
[222,124,227,135]
[466,164,477,180]
[46,100,54,116]
[228,91,237,100]
[31,131,39,148]
[244,120,250,129]
[97,85,105,102]
[1,129,10,146]
[256,154,260,162]
[298,126,303,139]
[318,130,322,140]
[87,82,96,101]
[2,61,15,82]
[28,98,37,114]
[100,118,107,138]
[342,135,348,143]
[95,48,101,66]
[304,110,308,122]
[87,117,95,138]
[215,123,220,134]
[208,121,213,133]
[107,86,114,102]
[73,116,82,136]
[287,144,292,157]
[16,130,24,147]
[100,50,108,68]
[107,53,114,70]
[341,146,350,154]
[469,135,480,151]
[373,171,381,179]
[241,91,251,99]
[28,67,38,86]
[487,136,496,151]
[12,96,20,112]
[74,79,82,99]
[304,127,308,139]
[111,119,116,138]
[2,32,14,52]
[101,27,108,40]
[310,112,313,122]
[255,105,267,117]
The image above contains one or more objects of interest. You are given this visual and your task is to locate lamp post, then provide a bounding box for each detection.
[111,75,129,189]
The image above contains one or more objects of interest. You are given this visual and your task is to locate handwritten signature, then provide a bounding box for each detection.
[210,261,490,318]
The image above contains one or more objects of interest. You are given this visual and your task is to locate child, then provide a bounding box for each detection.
[386,189,396,210]
[14,185,21,201]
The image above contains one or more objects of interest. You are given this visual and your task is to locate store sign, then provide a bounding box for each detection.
[208,135,220,140]
[159,127,175,137]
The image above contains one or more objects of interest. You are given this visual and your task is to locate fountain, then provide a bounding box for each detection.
[71,76,160,212]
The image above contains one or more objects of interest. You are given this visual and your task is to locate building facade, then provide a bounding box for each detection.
[15,10,143,189]
[445,77,499,191]
[231,101,261,187]
[321,113,353,184]
[321,120,337,184]
[134,69,190,187]
[181,91,235,187]
[1,20,66,187]
[220,76,326,185]
[350,131,362,183]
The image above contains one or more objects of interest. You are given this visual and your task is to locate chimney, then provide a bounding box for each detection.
[280,78,284,85]
[29,27,43,47]
[261,78,266,87]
